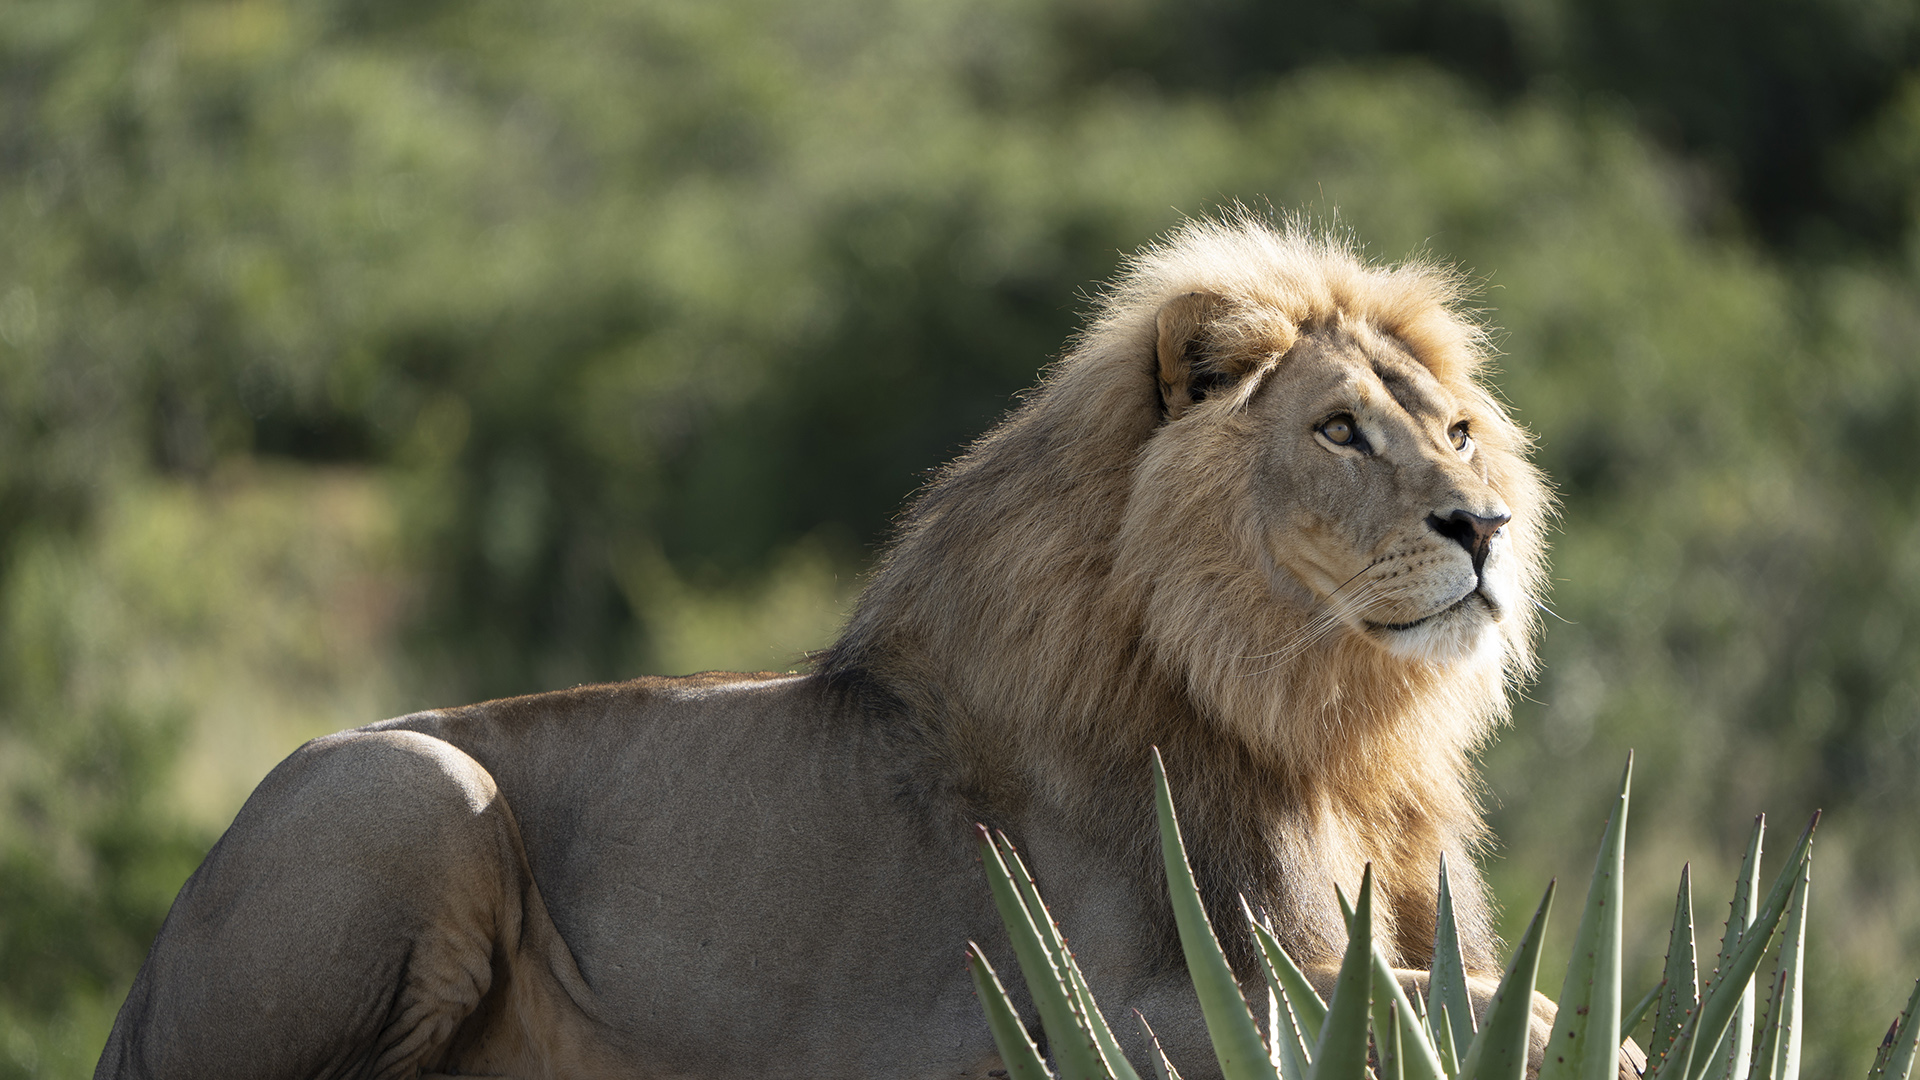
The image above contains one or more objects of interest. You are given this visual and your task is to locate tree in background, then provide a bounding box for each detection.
[2,0,1918,1074]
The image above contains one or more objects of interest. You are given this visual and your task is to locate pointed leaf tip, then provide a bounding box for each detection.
[1152,749,1277,1080]
[1138,1010,1188,1080]
[1871,979,1920,1080]
[1430,853,1479,1055]
[1311,865,1375,1080]
[1245,897,1324,1074]
[974,828,1110,1080]
[1457,879,1554,1080]
[1647,864,1698,1079]
[1538,756,1629,1080]
[1680,813,1814,1080]
[967,941,1056,1080]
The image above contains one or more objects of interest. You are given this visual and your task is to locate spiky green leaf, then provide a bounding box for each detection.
[1749,849,1808,1080]
[976,826,1111,1080]
[1434,1005,1462,1078]
[1360,924,1448,1079]
[1383,1000,1408,1080]
[1869,981,1920,1080]
[1871,1023,1898,1080]
[1457,881,1555,1080]
[1152,749,1279,1080]
[1248,905,1329,1047]
[1667,815,1817,1080]
[1137,1011,1188,1080]
[1309,868,1376,1080]
[1748,971,1788,1080]
[1270,983,1314,1080]
[1648,865,1701,1077]
[995,833,1143,1080]
[1651,1007,1703,1080]
[1537,755,1631,1080]
[969,942,1057,1080]
[1429,855,1479,1056]
[1245,905,1318,1080]
[1699,817,1765,1080]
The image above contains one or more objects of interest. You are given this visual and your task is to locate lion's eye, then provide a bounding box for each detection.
[1448,421,1471,452]
[1319,414,1360,447]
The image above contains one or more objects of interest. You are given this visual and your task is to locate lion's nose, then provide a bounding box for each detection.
[1427,508,1510,574]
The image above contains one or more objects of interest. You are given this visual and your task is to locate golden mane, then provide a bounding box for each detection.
[822,212,1551,968]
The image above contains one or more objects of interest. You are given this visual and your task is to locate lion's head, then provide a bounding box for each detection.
[824,212,1549,964]
[1107,223,1551,776]
[1144,290,1525,666]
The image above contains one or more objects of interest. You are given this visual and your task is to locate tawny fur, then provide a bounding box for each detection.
[823,212,1551,970]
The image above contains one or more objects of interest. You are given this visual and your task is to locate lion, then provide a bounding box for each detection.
[97,213,1552,1079]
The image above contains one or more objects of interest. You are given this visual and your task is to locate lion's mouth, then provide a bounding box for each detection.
[1365,589,1487,634]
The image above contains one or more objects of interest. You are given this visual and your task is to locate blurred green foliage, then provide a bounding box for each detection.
[2,0,1919,1075]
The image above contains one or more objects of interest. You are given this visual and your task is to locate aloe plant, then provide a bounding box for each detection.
[964,750,1911,1080]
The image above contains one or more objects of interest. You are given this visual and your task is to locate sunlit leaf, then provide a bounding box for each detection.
[969,941,1056,1080]
[1248,903,1329,1047]
[1335,886,1446,1080]
[1457,881,1555,1080]
[1868,981,1920,1080]
[1245,904,1318,1080]
[1429,856,1479,1057]
[1648,864,1700,1078]
[997,832,1143,1080]
[1138,1011,1188,1080]
[1383,999,1407,1080]
[1749,970,1788,1080]
[1666,815,1818,1080]
[976,825,1110,1080]
[1698,817,1765,1080]
[1537,755,1630,1080]
[1308,869,1376,1080]
[1152,749,1279,1080]
[1434,1004,1462,1078]
[1747,849,1808,1080]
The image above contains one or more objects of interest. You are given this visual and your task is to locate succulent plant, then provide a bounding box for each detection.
[966,751,1919,1080]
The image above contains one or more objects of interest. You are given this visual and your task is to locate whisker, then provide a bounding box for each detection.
[1233,576,1391,678]
[1532,597,1574,625]
[1232,559,1390,663]
[1327,560,1383,599]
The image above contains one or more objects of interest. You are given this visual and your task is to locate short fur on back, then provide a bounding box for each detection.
[823,211,1550,969]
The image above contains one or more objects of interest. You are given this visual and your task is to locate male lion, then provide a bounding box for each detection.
[99,214,1550,1079]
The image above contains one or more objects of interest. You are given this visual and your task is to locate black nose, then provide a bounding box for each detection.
[1427,508,1510,574]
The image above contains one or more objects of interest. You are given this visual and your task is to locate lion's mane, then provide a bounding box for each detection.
[821,213,1551,970]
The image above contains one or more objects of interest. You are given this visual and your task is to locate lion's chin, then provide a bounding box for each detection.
[1366,594,1503,665]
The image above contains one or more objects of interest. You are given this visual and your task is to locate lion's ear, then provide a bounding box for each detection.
[1156,291,1230,421]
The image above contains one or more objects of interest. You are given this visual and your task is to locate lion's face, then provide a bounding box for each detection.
[1245,325,1518,665]
[1138,288,1538,683]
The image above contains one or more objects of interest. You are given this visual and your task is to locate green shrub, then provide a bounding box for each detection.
[969,752,1920,1080]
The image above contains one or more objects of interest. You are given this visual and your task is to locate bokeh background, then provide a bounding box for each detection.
[4,0,1920,1074]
